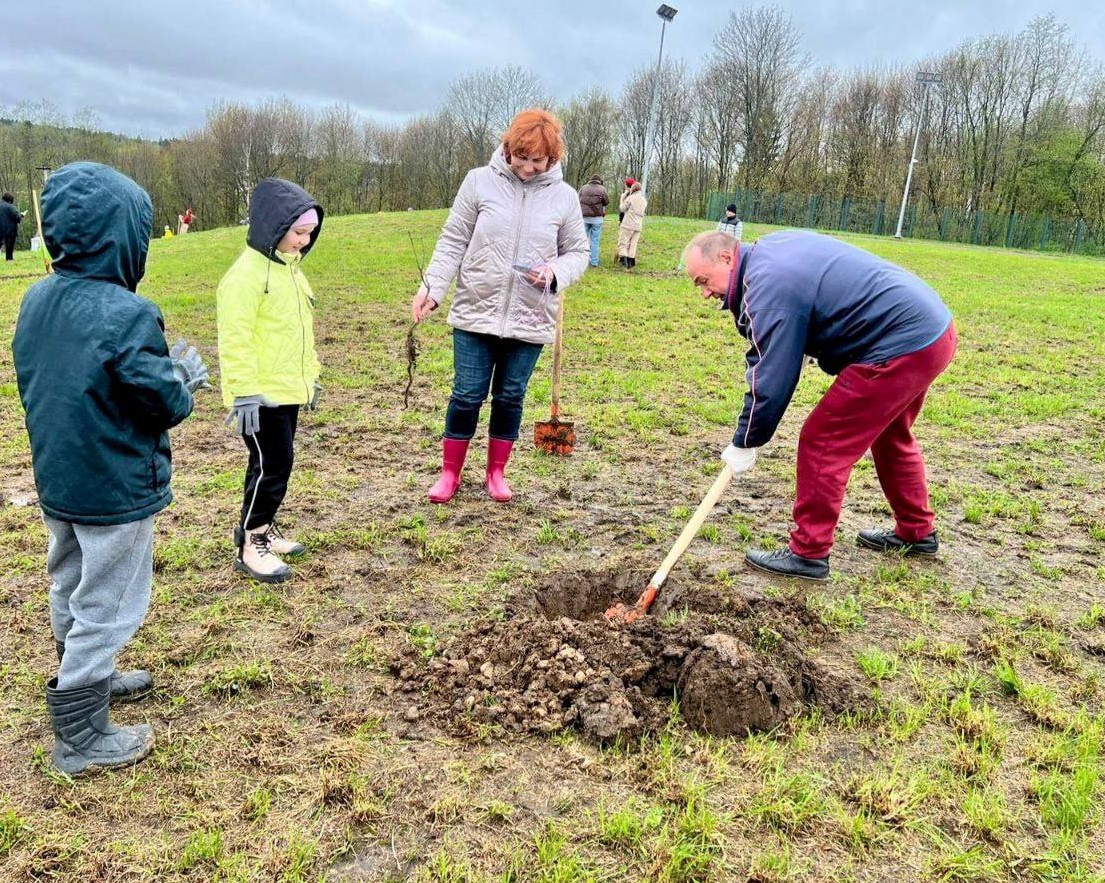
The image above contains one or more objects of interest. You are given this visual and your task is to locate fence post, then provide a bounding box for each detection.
[1039,218,1050,251]
[806,195,816,228]
[1074,219,1085,253]
[939,207,949,241]
[972,211,983,245]
[774,194,784,225]
[838,196,850,231]
[1004,213,1015,249]
[874,200,884,235]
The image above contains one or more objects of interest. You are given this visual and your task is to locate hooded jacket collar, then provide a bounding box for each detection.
[42,162,153,293]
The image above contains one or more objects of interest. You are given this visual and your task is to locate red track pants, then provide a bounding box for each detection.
[789,323,957,559]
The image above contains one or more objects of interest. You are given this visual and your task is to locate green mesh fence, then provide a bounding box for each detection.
[706,189,1105,256]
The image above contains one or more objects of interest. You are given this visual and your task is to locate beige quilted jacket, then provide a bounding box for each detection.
[423,148,589,344]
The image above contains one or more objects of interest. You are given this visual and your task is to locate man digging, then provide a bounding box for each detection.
[683,230,956,581]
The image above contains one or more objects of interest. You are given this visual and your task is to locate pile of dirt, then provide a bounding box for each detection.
[392,569,868,743]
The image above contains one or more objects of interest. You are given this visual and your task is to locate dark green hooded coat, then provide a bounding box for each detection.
[12,162,194,525]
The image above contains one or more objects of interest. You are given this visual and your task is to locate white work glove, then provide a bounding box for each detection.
[721,443,759,475]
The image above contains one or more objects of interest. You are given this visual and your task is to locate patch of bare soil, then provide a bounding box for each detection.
[394,568,868,743]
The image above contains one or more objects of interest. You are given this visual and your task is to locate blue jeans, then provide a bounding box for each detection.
[445,329,544,441]
[583,218,603,267]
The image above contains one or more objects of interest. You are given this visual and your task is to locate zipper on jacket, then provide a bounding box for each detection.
[502,185,529,337]
[290,264,310,403]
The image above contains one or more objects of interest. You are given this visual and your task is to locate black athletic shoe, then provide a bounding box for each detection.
[856,528,938,556]
[745,548,830,581]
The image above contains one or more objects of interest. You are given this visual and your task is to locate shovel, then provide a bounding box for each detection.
[605,465,735,623]
[534,290,575,455]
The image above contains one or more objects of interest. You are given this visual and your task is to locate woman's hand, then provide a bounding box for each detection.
[524,265,555,289]
[411,288,438,323]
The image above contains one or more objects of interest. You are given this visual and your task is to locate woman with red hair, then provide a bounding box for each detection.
[412,108,588,503]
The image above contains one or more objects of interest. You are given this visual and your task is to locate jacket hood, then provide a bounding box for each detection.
[247,178,324,262]
[42,162,153,292]
[489,146,564,187]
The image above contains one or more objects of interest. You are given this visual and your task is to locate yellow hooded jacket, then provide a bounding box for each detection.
[217,178,323,408]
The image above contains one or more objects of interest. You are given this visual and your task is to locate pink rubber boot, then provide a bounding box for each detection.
[428,438,470,503]
[486,437,515,502]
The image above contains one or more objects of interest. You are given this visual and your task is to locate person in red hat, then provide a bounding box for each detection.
[619,177,636,224]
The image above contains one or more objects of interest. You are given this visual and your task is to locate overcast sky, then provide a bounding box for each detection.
[1,1,1101,139]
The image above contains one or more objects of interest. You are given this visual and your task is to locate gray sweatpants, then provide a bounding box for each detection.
[44,515,155,690]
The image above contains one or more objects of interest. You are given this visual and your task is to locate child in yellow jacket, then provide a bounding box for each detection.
[217,178,323,582]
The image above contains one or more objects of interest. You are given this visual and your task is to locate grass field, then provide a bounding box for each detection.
[1,212,1104,882]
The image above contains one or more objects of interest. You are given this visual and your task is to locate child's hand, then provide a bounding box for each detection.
[412,288,438,323]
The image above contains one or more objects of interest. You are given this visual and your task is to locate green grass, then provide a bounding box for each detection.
[3,213,1105,881]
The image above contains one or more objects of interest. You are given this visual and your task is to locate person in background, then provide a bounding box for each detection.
[717,203,743,240]
[617,181,648,268]
[618,177,635,224]
[577,174,609,268]
[411,108,588,504]
[1,192,25,261]
[13,162,209,775]
[178,207,195,234]
[218,179,324,583]
[682,229,956,582]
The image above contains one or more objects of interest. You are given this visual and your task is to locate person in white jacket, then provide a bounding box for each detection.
[411,109,588,504]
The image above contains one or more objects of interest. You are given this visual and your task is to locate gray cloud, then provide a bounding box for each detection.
[1,0,1100,138]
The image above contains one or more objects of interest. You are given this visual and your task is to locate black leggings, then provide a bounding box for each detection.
[240,405,299,530]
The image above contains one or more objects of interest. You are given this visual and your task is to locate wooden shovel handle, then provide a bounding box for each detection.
[550,291,565,418]
[648,465,734,589]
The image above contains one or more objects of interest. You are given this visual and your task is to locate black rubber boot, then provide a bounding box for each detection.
[56,641,153,703]
[629,257,637,268]
[857,529,938,556]
[45,677,154,776]
[745,548,830,581]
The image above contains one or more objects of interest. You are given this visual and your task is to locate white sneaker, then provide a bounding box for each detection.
[234,525,292,583]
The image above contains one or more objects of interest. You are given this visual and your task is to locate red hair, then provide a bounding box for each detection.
[501,108,564,164]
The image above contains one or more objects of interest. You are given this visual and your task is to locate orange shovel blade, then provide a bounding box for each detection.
[604,585,659,623]
[534,417,576,456]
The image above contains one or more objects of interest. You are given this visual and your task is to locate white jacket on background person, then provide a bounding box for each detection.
[422,147,588,345]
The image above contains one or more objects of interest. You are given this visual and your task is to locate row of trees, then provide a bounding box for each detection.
[2,9,1103,241]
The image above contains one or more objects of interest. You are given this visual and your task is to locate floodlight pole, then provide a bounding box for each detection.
[894,72,941,239]
[641,6,677,196]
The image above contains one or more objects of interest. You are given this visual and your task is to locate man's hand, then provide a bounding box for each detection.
[306,380,323,411]
[721,443,758,475]
[169,338,211,393]
[411,288,438,323]
[226,395,263,435]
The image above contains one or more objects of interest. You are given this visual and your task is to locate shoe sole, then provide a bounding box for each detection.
[856,536,938,556]
[233,559,292,583]
[744,557,829,582]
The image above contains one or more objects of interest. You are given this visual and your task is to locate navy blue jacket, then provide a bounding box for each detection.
[726,230,951,448]
[12,162,194,525]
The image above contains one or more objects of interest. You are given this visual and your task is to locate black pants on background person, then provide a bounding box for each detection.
[240,404,299,530]
[2,236,14,261]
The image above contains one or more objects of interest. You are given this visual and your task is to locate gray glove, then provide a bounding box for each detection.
[226,395,263,435]
[169,339,210,393]
[306,380,322,411]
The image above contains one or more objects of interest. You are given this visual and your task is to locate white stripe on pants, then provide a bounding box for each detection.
[45,515,155,689]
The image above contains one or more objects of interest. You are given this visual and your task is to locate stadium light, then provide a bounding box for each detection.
[640,5,678,196]
[894,71,943,239]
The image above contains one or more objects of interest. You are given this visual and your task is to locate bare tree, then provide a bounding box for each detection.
[712,5,807,189]
[560,88,617,188]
